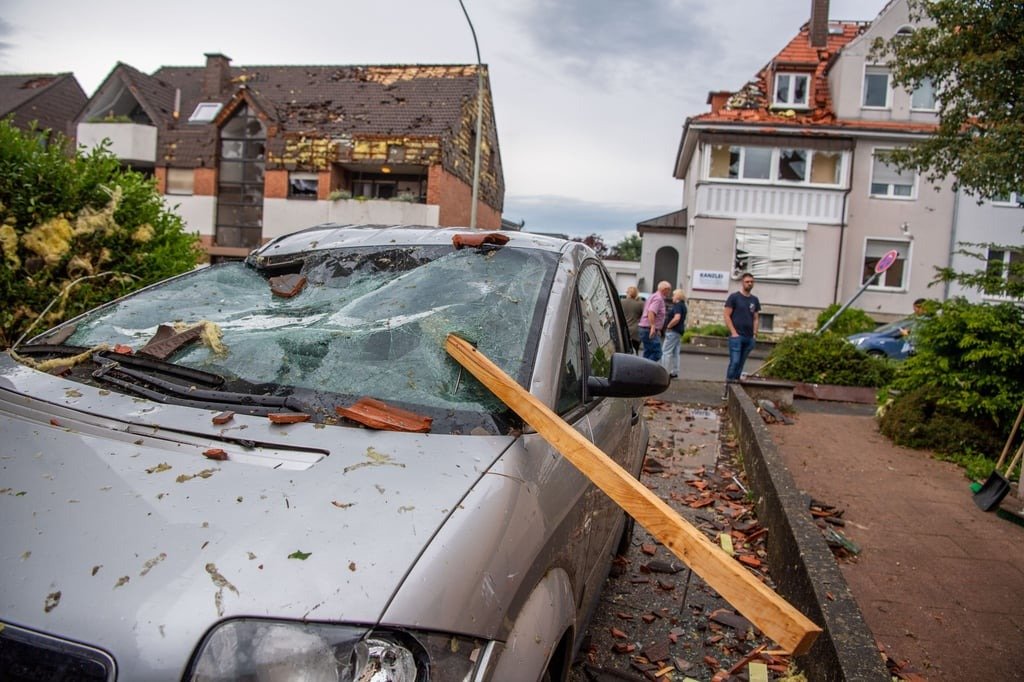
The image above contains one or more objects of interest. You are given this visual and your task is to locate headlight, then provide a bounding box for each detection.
[188,619,487,682]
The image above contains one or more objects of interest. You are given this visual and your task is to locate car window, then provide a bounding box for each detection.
[874,318,913,335]
[578,263,622,381]
[59,245,559,433]
[555,305,584,415]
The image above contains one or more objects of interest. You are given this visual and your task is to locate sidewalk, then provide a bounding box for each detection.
[768,410,1024,680]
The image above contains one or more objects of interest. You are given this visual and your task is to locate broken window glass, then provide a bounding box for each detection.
[62,245,558,433]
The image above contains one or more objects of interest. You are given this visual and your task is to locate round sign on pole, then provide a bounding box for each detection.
[875,249,900,274]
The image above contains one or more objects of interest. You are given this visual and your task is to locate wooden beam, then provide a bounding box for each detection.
[445,335,821,656]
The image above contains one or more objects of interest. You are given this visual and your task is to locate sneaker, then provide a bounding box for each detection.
[669,373,678,378]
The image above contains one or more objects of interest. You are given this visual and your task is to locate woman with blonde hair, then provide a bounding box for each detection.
[661,288,687,378]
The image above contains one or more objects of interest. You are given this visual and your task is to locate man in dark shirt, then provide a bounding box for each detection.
[723,272,760,395]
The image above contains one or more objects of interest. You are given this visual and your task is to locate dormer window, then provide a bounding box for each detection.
[773,73,810,108]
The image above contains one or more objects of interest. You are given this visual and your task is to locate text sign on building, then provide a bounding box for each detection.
[693,270,730,291]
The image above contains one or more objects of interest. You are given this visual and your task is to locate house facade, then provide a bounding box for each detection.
[661,0,970,334]
[0,73,86,142]
[76,55,504,258]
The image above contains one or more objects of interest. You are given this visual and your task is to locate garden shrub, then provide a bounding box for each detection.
[763,332,896,387]
[814,304,877,336]
[682,323,729,345]
[0,119,200,347]
[879,386,1003,457]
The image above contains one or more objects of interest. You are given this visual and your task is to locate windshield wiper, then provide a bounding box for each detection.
[91,355,306,416]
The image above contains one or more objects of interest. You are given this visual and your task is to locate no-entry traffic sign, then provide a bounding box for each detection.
[875,249,900,274]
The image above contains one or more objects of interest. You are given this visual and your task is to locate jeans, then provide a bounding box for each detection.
[639,326,662,362]
[726,334,756,382]
[662,330,682,376]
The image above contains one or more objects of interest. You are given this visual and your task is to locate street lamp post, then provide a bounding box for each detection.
[458,0,483,228]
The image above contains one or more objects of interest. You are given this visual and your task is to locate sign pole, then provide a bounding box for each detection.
[816,249,899,335]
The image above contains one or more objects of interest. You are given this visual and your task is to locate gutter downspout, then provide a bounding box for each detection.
[944,188,961,300]
[833,150,856,305]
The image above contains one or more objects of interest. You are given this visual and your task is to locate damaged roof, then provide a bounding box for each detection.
[0,73,87,135]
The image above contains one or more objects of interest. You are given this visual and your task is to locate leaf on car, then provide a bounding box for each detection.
[65,388,82,398]
[288,550,312,560]
[140,553,167,577]
[203,448,229,461]
[343,446,406,474]
[331,501,355,509]
[398,506,415,513]
[44,591,61,613]
[176,468,218,483]
[114,576,129,589]
[206,562,238,617]
[91,565,102,576]
[146,462,172,474]
[20,551,30,561]
[348,561,357,571]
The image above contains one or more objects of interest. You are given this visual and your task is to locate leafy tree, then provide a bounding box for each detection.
[871,0,1024,199]
[611,234,641,261]
[814,304,877,337]
[571,233,609,258]
[0,119,201,347]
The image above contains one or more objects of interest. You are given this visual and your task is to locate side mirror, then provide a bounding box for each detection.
[587,353,670,398]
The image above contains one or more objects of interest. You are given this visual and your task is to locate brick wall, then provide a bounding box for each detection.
[194,168,217,196]
[685,297,821,338]
[154,167,167,194]
[264,170,288,199]
[427,165,500,229]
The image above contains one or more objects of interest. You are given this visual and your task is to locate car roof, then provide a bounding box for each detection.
[253,224,576,260]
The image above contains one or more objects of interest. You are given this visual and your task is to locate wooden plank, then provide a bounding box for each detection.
[445,335,821,655]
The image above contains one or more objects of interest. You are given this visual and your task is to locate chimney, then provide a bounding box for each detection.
[706,91,732,114]
[809,0,829,48]
[202,53,232,98]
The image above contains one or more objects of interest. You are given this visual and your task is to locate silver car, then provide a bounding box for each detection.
[0,225,667,681]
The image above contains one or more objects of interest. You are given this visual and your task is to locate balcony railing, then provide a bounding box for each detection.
[76,122,157,166]
[696,183,845,224]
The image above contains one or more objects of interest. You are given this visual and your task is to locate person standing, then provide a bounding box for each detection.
[661,289,687,378]
[620,286,644,354]
[638,281,670,362]
[723,273,760,396]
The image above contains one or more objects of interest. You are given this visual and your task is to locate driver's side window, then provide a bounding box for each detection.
[555,305,584,415]
[578,264,622,381]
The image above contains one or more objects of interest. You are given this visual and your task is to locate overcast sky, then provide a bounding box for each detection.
[0,0,881,245]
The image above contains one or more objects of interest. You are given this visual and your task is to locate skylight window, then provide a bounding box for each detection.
[188,102,223,123]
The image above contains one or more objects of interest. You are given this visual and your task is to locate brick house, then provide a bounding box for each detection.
[76,54,504,258]
[0,73,86,142]
[651,0,969,333]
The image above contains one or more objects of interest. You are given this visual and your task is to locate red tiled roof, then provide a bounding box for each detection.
[694,22,864,127]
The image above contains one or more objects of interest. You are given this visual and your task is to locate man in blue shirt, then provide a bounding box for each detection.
[723,272,760,397]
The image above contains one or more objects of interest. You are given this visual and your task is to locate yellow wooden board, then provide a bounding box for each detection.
[446,335,821,655]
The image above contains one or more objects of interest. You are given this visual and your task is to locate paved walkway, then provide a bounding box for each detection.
[767,410,1024,680]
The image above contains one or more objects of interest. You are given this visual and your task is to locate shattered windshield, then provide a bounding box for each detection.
[58,244,558,433]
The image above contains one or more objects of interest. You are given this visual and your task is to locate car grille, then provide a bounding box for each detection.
[0,622,114,681]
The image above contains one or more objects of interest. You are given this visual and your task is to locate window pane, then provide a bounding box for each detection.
[778,149,807,182]
[863,239,908,287]
[911,77,936,109]
[735,227,804,281]
[775,74,791,104]
[166,168,194,195]
[709,145,737,179]
[742,147,772,180]
[289,172,319,199]
[864,68,890,107]
[809,151,841,185]
[556,307,584,414]
[793,75,807,104]
[578,265,621,380]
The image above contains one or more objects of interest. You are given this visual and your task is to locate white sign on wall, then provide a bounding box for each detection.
[692,270,730,291]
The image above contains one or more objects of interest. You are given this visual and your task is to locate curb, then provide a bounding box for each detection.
[726,386,889,682]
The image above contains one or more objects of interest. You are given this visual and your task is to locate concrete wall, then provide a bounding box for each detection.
[163,195,216,239]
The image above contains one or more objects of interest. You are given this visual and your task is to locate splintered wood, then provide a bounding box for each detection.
[445,335,821,656]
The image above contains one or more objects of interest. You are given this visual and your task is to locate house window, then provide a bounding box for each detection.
[734,226,804,282]
[986,248,1024,294]
[288,172,319,199]
[709,145,844,187]
[165,168,194,195]
[758,313,775,332]
[863,239,909,289]
[778,149,807,182]
[870,151,915,198]
[773,73,810,108]
[863,66,891,108]
[188,102,223,123]
[990,191,1024,206]
[911,77,937,110]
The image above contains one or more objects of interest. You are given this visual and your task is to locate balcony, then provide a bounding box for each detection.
[696,183,845,225]
[76,122,157,167]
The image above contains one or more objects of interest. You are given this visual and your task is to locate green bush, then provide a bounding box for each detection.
[0,119,200,347]
[889,298,1024,431]
[815,304,877,337]
[682,323,729,345]
[763,332,896,387]
[879,386,1003,457]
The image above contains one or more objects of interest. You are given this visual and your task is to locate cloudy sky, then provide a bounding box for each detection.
[0,0,881,246]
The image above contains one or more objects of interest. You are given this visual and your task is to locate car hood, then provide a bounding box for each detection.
[0,357,513,677]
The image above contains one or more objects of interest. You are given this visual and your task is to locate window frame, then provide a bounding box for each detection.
[733,223,806,283]
[862,66,892,109]
[910,77,937,111]
[165,168,195,196]
[188,102,223,124]
[983,247,1024,300]
[869,149,917,200]
[990,191,1024,207]
[288,171,320,200]
[862,238,911,291]
[706,144,847,188]
[772,72,811,109]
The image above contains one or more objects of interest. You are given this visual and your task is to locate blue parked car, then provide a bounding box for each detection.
[847,318,916,359]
